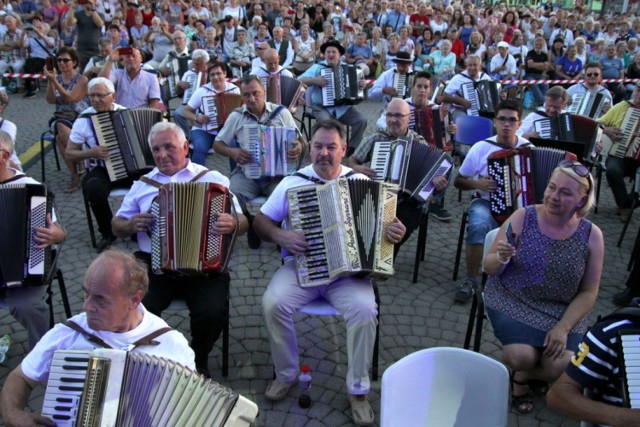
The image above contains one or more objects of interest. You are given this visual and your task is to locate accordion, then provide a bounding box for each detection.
[531,114,602,164]
[0,184,51,286]
[287,178,398,287]
[534,113,575,141]
[90,108,163,182]
[167,56,191,98]
[618,329,640,408]
[487,146,577,224]
[241,125,298,179]
[392,71,413,99]
[410,104,451,151]
[566,91,606,118]
[41,349,258,427]
[150,182,236,275]
[201,92,243,132]
[321,64,364,107]
[370,137,453,203]
[183,71,206,104]
[262,74,305,111]
[461,80,501,118]
[610,106,640,160]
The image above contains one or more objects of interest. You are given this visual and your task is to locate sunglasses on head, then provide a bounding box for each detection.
[559,159,592,193]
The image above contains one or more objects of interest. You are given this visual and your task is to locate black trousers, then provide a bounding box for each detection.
[23,57,46,93]
[82,167,132,239]
[394,198,423,258]
[136,253,229,370]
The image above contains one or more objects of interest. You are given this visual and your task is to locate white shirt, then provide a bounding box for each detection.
[186,82,240,134]
[443,70,493,114]
[490,53,518,75]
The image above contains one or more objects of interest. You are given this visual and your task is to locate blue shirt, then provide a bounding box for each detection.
[557,56,582,77]
[384,10,406,32]
[600,56,625,79]
[346,43,373,60]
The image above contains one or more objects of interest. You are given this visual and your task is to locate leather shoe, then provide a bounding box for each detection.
[614,288,637,306]
[96,235,116,253]
[247,224,261,249]
[196,367,211,379]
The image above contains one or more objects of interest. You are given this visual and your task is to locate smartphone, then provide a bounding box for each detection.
[505,222,516,247]
[119,47,134,56]
[46,56,54,71]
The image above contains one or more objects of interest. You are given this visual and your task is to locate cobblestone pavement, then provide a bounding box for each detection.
[0,88,632,427]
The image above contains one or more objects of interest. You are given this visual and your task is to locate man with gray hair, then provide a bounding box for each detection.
[173,49,210,139]
[158,30,191,75]
[83,37,119,79]
[65,77,130,252]
[0,249,195,427]
[268,26,294,68]
[441,54,494,120]
[112,122,248,378]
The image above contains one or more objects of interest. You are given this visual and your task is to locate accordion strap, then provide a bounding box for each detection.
[0,173,29,185]
[64,320,173,349]
[139,170,209,188]
[293,170,355,184]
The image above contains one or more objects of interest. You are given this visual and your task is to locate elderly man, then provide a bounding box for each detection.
[567,62,613,115]
[369,51,413,106]
[99,47,161,109]
[453,100,530,303]
[348,98,448,252]
[490,41,518,80]
[83,37,119,79]
[250,41,270,73]
[63,0,104,69]
[600,43,627,104]
[268,26,294,68]
[441,54,493,121]
[345,31,374,77]
[299,40,367,154]
[0,91,20,170]
[0,15,26,87]
[182,62,241,166]
[213,75,303,249]
[0,249,195,427]
[549,18,575,47]
[524,37,552,107]
[173,49,210,140]
[0,131,65,351]
[228,27,256,77]
[251,47,294,78]
[598,82,640,222]
[112,122,247,378]
[65,78,130,252]
[255,119,406,426]
[158,30,191,75]
[517,85,569,140]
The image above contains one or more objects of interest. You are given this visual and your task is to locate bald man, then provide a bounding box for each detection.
[250,48,295,78]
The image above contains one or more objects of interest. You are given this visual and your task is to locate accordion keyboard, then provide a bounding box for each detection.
[92,113,128,181]
[461,83,480,116]
[617,108,640,158]
[182,73,197,104]
[620,333,640,408]
[203,96,219,131]
[243,125,262,179]
[41,351,91,426]
[371,141,393,179]
[28,194,48,273]
[321,68,336,107]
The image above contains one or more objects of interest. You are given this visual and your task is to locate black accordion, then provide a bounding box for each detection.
[287,178,398,287]
[241,125,298,179]
[89,108,163,182]
[182,71,206,104]
[487,146,577,224]
[201,93,243,132]
[320,64,364,106]
[42,349,259,427]
[370,137,453,203]
[532,113,601,163]
[167,56,191,98]
[566,91,606,118]
[534,113,575,141]
[392,71,413,99]
[262,74,305,111]
[0,184,51,286]
[461,80,501,117]
[150,182,236,275]
[409,104,451,150]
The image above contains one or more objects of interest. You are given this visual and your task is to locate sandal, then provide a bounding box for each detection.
[511,391,534,414]
[527,379,549,396]
[64,177,81,193]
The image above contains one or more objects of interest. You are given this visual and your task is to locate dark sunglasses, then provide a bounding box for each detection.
[56,58,72,63]
[586,72,600,77]
[559,159,592,193]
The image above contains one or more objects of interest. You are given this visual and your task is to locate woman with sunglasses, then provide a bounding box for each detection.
[483,161,603,415]
[44,47,90,193]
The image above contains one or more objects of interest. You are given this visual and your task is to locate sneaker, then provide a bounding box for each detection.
[619,208,631,223]
[349,394,374,426]
[430,205,452,222]
[23,91,36,98]
[265,378,296,400]
[454,279,476,304]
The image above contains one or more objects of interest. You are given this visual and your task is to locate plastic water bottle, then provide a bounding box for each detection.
[298,365,312,408]
[0,334,12,364]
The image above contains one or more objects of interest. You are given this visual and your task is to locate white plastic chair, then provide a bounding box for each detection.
[381,347,509,427]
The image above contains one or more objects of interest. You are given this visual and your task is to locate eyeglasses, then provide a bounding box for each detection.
[386,112,409,119]
[586,72,600,77]
[88,93,112,99]
[495,116,519,125]
[558,159,592,193]
[56,58,72,63]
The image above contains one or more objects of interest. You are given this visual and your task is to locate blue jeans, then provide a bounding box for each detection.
[524,74,548,104]
[466,198,498,245]
[190,129,216,166]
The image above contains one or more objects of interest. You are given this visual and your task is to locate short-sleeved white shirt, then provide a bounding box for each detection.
[444,70,493,114]
[187,82,240,134]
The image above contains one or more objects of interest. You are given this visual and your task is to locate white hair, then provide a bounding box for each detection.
[88,77,115,94]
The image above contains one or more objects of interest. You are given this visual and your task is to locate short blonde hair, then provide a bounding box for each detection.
[553,165,595,218]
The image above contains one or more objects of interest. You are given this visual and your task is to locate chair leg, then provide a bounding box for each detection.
[420,213,429,262]
[40,132,47,183]
[629,224,640,271]
[452,210,468,281]
[372,284,380,381]
[595,164,604,214]
[463,292,478,350]
[83,192,97,248]
[413,211,429,283]
[473,292,485,353]
[617,196,638,247]
[52,133,61,171]
[222,293,230,377]
[57,269,72,319]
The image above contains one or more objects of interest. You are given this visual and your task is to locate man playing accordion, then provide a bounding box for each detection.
[368,51,414,107]
[0,250,195,427]
[440,54,494,121]
[254,120,406,427]
[112,122,247,378]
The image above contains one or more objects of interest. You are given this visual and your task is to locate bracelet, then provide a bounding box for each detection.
[496,252,511,265]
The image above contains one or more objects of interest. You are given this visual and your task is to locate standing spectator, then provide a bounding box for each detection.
[21,14,55,98]
[292,24,315,74]
[64,0,104,69]
[383,0,406,34]
[600,43,626,103]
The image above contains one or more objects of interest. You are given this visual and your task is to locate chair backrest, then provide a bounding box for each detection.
[481,228,500,274]
[380,347,509,427]
[454,115,494,147]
